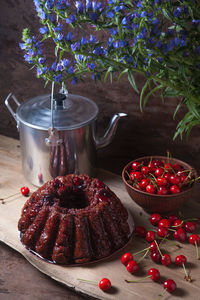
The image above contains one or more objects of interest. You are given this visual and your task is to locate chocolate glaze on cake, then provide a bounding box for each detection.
[18,174,131,264]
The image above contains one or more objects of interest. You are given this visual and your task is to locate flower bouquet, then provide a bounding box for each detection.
[20,0,200,138]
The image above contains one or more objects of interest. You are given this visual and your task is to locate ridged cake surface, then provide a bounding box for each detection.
[18,174,130,264]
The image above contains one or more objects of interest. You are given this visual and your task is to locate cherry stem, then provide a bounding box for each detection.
[132,247,149,256]
[168,228,176,232]
[125,275,150,283]
[154,240,163,257]
[172,220,184,228]
[137,249,150,264]
[195,241,199,260]
[182,263,189,279]
[158,287,168,300]
[77,278,98,285]
[157,236,180,247]
[1,192,21,200]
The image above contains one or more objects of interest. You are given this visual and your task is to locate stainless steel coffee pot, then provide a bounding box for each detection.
[5,92,127,186]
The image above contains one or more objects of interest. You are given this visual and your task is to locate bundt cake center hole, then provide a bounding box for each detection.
[60,191,89,209]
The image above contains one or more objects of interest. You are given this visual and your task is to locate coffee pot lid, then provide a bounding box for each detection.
[16,93,99,130]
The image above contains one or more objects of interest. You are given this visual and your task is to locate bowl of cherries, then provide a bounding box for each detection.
[122,156,197,213]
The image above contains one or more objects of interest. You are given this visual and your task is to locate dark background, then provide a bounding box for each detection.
[1,0,200,175]
[0,2,200,299]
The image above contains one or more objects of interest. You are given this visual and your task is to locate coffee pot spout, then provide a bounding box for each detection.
[94,113,127,149]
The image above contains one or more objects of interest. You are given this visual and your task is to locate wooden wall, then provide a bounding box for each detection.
[1,0,200,174]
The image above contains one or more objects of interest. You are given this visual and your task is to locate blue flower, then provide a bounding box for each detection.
[192,19,200,27]
[71,77,77,84]
[87,63,96,70]
[86,0,92,10]
[38,57,46,64]
[19,43,26,50]
[65,32,73,41]
[53,74,63,82]
[174,7,182,17]
[71,42,80,51]
[89,12,98,21]
[61,59,70,68]
[53,24,63,32]
[39,26,49,34]
[75,1,84,13]
[45,0,54,10]
[66,14,76,24]
[106,11,114,18]
[68,66,74,74]
[56,33,64,41]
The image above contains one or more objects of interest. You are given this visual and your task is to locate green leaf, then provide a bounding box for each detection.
[143,84,163,107]
[118,68,129,81]
[186,99,200,119]
[163,87,180,97]
[173,98,186,119]
[128,70,139,93]
[140,80,150,111]
[104,66,113,82]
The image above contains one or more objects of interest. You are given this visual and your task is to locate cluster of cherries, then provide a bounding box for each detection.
[127,158,195,194]
[120,212,200,295]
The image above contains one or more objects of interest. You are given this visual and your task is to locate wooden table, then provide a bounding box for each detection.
[1,135,200,300]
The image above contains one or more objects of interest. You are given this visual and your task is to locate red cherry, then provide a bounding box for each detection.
[146,184,156,194]
[135,226,146,237]
[169,174,181,185]
[121,253,133,265]
[163,279,177,293]
[173,228,187,242]
[159,219,171,229]
[126,260,139,274]
[141,166,151,175]
[99,278,111,291]
[131,161,141,171]
[157,186,169,195]
[168,214,178,224]
[157,227,169,238]
[161,254,172,266]
[173,163,182,172]
[155,168,164,177]
[164,163,173,171]
[146,231,156,243]
[163,172,173,181]
[20,186,30,196]
[189,234,200,245]
[184,221,196,233]
[150,251,161,263]
[149,241,158,252]
[173,219,183,229]
[147,268,160,281]
[130,171,143,182]
[157,177,168,187]
[147,161,156,172]
[175,255,187,266]
[153,160,164,168]
[150,213,162,226]
[170,185,180,194]
[139,178,150,190]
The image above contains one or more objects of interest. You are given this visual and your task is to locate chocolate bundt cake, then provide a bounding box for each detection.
[18,174,131,264]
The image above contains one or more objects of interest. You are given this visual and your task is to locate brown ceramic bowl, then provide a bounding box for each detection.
[122,156,197,213]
